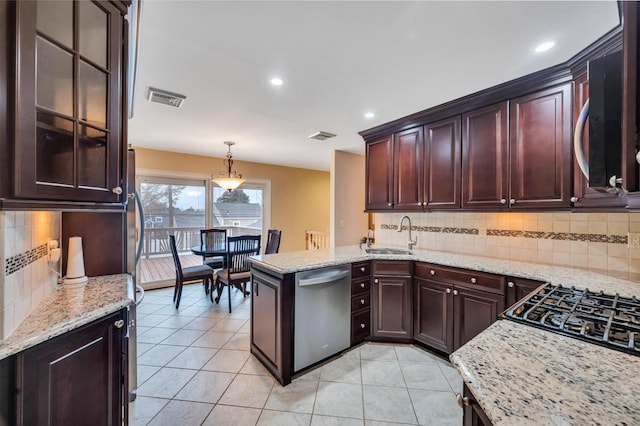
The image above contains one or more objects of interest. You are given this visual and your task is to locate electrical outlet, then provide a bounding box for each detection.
[628,233,640,248]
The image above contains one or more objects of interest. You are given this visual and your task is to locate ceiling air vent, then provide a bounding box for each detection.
[147,87,186,108]
[308,131,337,141]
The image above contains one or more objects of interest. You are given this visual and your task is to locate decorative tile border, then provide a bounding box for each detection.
[380,224,628,245]
[5,244,48,276]
[381,224,479,235]
[486,229,627,244]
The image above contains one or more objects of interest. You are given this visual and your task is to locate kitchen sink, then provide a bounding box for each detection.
[365,247,412,255]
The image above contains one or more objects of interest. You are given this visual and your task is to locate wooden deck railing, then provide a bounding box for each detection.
[305,230,329,250]
[142,226,261,258]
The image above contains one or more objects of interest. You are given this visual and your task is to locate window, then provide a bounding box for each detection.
[135,175,270,287]
[137,176,206,286]
[212,182,267,238]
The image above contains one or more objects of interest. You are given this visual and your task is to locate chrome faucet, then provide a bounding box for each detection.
[398,215,417,251]
[366,229,375,248]
[359,229,376,250]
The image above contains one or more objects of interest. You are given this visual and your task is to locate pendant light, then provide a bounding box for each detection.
[212,141,246,192]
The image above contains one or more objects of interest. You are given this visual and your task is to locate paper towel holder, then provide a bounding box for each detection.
[63,236,88,286]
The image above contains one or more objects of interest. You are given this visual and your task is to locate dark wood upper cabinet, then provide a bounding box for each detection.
[393,127,424,210]
[509,84,572,209]
[462,102,509,209]
[365,135,394,210]
[1,0,128,208]
[424,117,461,208]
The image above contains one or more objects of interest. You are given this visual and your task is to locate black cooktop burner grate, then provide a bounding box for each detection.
[501,283,640,356]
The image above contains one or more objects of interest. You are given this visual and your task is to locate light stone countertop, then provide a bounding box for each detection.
[0,274,133,360]
[250,245,640,297]
[253,245,640,424]
[450,320,640,425]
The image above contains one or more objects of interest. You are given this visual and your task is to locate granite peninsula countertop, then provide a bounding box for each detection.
[450,320,640,425]
[0,274,133,360]
[250,245,640,298]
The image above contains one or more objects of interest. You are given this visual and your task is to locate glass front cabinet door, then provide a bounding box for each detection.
[14,0,125,204]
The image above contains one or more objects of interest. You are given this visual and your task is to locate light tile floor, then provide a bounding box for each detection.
[130,284,463,425]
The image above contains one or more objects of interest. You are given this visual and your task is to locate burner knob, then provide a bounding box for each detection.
[508,281,514,288]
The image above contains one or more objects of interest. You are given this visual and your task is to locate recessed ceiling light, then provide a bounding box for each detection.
[534,41,555,53]
[270,77,284,86]
[364,112,375,119]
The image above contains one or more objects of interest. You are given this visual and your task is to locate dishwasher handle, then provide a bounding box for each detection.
[135,284,145,305]
[297,270,350,287]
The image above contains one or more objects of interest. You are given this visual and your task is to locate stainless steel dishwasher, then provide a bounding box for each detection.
[294,265,351,372]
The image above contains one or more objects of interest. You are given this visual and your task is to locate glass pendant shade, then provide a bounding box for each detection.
[212,141,245,192]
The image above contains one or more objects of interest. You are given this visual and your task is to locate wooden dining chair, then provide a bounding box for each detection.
[169,235,215,309]
[200,228,227,268]
[211,235,261,312]
[265,229,281,254]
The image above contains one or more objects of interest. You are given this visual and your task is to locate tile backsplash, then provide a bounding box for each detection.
[1,211,61,339]
[375,211,640,282]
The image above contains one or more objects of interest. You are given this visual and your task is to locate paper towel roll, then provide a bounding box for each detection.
[63,236,88,285]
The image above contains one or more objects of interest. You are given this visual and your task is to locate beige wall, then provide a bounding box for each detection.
[375,211,640,283]
[135,147,330,252]
[331,151,368,247]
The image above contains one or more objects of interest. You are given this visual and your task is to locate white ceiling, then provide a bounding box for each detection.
[128,1,620,172]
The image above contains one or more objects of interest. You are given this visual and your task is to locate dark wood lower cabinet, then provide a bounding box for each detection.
[250,265,293,386]
[454,286,504,350]
[413,277,454,352]
[414,263,505,353]
[371,261,412,341]
[506,277,545,307]
[351,262,371,345]
[463,384,492,426]
[14,309,127,425]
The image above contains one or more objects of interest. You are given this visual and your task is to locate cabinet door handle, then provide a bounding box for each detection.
[508,281,514,288]
[509,199,516,205]
[360,267,366,272]
[374,279,379,284]
[456,393,472,408]
[470,277,477,284]
[361,299,366,304]
[360,283,365,288]
[418,202,422,206]
[500,198,507,205]
[112,186,123,195]
[446,288,451,294]
[387,203,392,207]
[360,323,366,329]
[114,319,125,329]
[570,196,579,203]
[430,270,435,276]
[453,290,459,296]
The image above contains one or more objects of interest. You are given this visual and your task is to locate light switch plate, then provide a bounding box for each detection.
[628,232,640,248]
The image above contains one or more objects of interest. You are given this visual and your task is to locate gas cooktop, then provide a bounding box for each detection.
[502,283,640,356]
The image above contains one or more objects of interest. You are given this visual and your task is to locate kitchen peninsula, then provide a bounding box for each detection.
[249,246,640,424]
